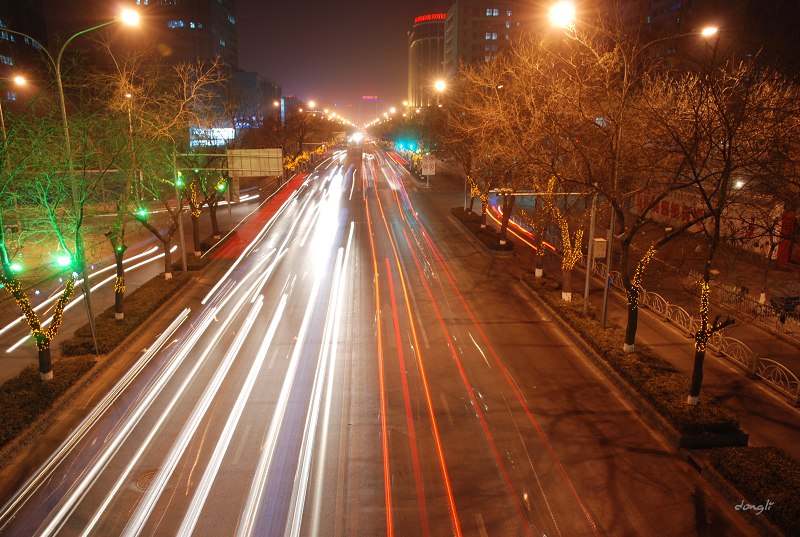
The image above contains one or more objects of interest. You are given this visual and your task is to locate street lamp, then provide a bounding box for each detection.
[0,74,27,142]
[548,2,719,327]
[3,9,140,356]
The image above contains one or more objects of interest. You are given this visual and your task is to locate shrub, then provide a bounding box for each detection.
[61,273,190,356]
[522,273,741,436]
[0,355,95,449]
[451,207,514,252]
[709,447,800,535]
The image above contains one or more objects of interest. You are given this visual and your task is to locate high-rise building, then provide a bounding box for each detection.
[444,0,525,77]
[0,0,48,107]
[39,0,239,70]
[407,13,446,108]
[230,70,281,129]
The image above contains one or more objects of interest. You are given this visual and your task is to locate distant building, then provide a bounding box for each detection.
[230,70,281,129]
[0,0,48,107]
[407,13,446,108]
[39,0,239,70]
[443,0,525,77]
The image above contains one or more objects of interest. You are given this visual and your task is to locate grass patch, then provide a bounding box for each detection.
[0,355,95,449]
[523,273,741,437]
[60,272,190,356]
[709,447,800,535]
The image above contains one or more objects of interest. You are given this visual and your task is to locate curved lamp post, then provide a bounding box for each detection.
[4,8,140,359]
[548,1,718,328]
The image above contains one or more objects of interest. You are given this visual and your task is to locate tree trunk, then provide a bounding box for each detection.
[624,297,638,353]
[209,203,220,239]
[191,214,201,256]
[534,252,544,278]
[480,199,488,229]
[687,344,706,406]
[562,268,572,301]
[499,195,515,245]
[39,347,53,381]
[114,248,125,320]
[163,238,173,279]
[468,195,475,212]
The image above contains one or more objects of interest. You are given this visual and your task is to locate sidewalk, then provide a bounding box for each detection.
[424,158,800,462]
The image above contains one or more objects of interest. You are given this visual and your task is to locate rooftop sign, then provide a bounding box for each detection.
[414,13,446,24]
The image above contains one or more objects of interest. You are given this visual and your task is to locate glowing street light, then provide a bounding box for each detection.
[434,79,446,93]
[120,8,141,26]
[701,26,719,37]
[0,74,28,141]
[549,1,576,29]
[308,100,316,109]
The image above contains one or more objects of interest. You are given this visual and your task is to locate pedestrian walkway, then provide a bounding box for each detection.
[420,161,800,463]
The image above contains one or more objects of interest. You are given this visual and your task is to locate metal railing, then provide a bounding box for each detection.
[580,257,800,406]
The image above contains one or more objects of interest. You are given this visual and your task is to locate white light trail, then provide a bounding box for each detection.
[177,293,287,536]
[0,246,160,341]
[121,298,263,537]
[0,309,190,533]
[237,273,324,537]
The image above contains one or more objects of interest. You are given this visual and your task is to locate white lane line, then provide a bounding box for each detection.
[476,514,489,537]
[122,298,263,537]
[177,294,286,536]
[5,246,177,353]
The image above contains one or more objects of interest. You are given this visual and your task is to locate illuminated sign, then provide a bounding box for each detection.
[414,13,446,24]
[189,126,235,147]
[362,95,379,101]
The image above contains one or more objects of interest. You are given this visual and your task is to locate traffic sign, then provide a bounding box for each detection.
[422,156,435,176]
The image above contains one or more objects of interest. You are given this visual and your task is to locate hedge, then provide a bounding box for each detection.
[60,272,190,356]
[0,355,95,449]
[709,447,800,535]
[451,207,514,252]
[522,273,741,437]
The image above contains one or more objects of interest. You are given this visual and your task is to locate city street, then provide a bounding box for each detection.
[0,148,756,536]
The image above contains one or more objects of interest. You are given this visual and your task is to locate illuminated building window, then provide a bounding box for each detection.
[486,32,491,40]
[485,8,499,16]
[167,20,185,28]
[506,21,511,29]
[220,38,226,46]
[0,54,12,65]
[6,91,16,101]
[507,9,512,16]
[228,15,236,24]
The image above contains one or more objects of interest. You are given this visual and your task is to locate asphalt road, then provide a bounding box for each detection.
[0,147,758,536]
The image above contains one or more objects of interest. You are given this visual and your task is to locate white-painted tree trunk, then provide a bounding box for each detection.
[164,272,173,280]
[686,395,699,406]
[759,292,766,304]
[535,268,543,278]
[623,343,635,354]
[115,312,124,320]
[41,370,53,381]
[562,291,572,302]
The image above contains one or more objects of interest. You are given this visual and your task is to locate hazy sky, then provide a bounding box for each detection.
[236,0,452,116]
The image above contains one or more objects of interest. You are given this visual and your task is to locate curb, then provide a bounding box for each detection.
[449,211,514,258]
[685,451,785,537]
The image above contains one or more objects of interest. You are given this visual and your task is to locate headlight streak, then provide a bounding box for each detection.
[4,246,177,353]
[200,181,308,305]
[372,180,463,537]
[283,245,345,537]
[349,169,356,201]
[0,245,160,342]
[236,272,324,537]
[0,309,190,533]
[309,221,354,537]
[410,188,599,535]
[176,293,287,537]
[121,298,264,537]
[76,251,276,536]
[37,304,216,536]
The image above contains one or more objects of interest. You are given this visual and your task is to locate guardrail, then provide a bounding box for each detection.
[580,257,800,406]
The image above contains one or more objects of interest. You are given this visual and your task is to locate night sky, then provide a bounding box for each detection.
[236,0,453,117]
